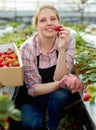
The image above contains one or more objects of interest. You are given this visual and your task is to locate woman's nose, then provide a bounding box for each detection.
[47,19,51,24]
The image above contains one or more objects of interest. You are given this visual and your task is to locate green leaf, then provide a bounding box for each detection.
[0,96,21,121]
[0,96,14,119]
[0,95,21,130]
[0,120,9,130]
[86,69,96,74]
[89,96,95,105]
[89,74,96,82]
[87,84,96,96]
[10,109,22,121]
[89,60,96,67]
[81,75,90,84]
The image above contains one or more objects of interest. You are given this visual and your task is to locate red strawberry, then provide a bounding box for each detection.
[0,52,3,56]
[83,93,91,101]
[0,57,3,63]
[11,53,18,59]
[0,48,19,67]
[54,26,62,31]
[7,59,14,66]
[7,48,14,55]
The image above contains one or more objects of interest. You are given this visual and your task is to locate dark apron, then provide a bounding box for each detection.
[13,52,57,107]
[13,51,82,107]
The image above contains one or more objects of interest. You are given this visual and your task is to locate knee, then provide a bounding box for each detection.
[22,117,42,129]
[50,89,72,106]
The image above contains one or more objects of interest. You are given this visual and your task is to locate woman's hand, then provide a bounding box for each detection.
[58,26,70,51]
[59,74,84,94]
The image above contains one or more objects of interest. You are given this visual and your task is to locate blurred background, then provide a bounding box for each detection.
[0,0,96,46]
[0,0,96,24]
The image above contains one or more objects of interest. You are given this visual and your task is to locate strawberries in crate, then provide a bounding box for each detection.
[0,48,20,67]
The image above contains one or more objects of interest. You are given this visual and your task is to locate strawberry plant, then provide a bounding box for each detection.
[73,49,96,85]
[72,32,96,105]
[0,95,21,130]
[72,32,96,86]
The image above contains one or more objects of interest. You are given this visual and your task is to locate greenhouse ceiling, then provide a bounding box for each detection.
[0,0,96,24]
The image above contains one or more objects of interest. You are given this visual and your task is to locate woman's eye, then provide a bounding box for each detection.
[40,19,46,22]
[51,18,56,21]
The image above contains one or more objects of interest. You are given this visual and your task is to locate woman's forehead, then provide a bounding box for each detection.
[38,8,57,18]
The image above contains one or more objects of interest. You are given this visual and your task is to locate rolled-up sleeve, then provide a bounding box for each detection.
[20,39,42,96]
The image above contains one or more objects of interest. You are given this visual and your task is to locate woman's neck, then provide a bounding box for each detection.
[39,35,56,53]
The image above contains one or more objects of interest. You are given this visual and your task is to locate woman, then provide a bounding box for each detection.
[19,4,83,130]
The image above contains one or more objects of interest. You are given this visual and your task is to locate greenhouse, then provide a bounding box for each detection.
[0,0,96,24]
[0,0,96,130]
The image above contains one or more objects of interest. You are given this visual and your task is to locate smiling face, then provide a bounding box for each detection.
[37,8,59,38]
[33,5,60,38]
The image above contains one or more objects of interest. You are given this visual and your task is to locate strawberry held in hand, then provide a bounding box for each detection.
[54,25,62,31]
[0,48,20,67]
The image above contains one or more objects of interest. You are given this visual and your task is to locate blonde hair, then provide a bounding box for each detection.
[32,4,61,28]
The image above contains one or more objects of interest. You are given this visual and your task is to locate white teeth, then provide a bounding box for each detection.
[47,28,53,31]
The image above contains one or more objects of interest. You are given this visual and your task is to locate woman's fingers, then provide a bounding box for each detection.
[58,27,70,50]
[59,74,84,94]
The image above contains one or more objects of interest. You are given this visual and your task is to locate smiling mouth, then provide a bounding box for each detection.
[46,28,54,32]
[46,26,62,32]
